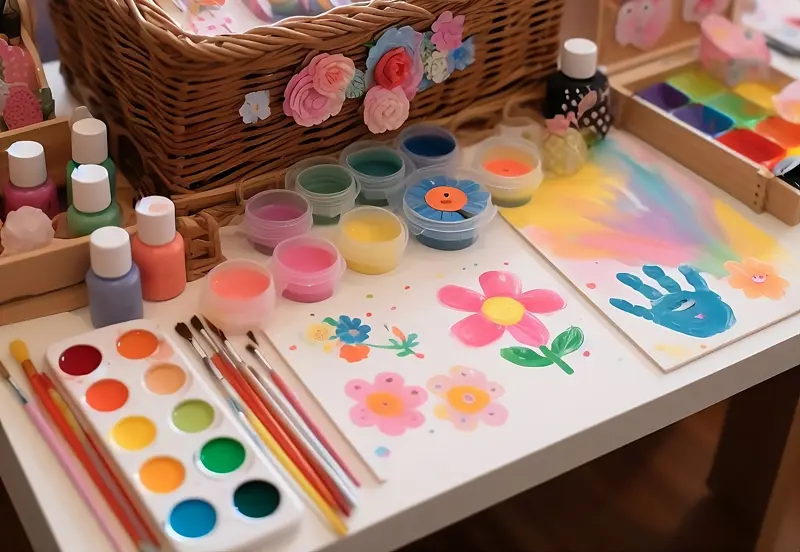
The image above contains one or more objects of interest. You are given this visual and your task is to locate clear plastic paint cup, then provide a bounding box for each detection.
[244,189,313,254]
[472,137,543,207]
[271,236,346,303]
[340,141,414,207]
[397,124,460,170]
[294,164,358,225]
[401,166,497,251]
[200,259,276,335]
[336,206,409,275]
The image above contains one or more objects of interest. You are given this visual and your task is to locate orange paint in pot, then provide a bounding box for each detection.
[116,330,160,359]
[85,379,129,412]
[755,117,800,149]
[483,158,532,178]
[209,267,271,300]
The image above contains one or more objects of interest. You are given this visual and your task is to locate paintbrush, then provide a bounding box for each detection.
[190,316,237,376]
[245,332,360,488]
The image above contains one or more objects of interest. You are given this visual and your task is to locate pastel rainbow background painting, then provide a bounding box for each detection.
[502,130,800,371]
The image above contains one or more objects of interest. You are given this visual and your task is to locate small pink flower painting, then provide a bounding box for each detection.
[438,271,566,347]
[615,0,673,51]
[427,366,508,432]
[345,373,428,436]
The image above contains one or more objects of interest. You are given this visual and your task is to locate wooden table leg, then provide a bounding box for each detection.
[707,366,800,552]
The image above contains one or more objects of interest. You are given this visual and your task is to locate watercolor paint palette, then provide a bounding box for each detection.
[44,320,301,552]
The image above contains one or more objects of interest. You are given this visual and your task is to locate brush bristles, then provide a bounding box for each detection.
[217,328,228,342]
[204,318,221,336]
[9,340,29,364]
[245,344,257,355]
[246,331,258,345]
[0,359,10,380]
[174,322,193,342]
[190,315,205,333]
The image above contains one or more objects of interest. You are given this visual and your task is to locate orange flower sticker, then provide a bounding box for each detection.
[340,344,370,363]
[724,258,789,300]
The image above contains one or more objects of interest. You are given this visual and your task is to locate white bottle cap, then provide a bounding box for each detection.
[90,226,132,279]
[8,141,47,189]
[135,196,176,247]
[72,118,109,165]
[561,38,598,80]
[72,164,111,213]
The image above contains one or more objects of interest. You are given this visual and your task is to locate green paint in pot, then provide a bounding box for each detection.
[233,480,281,518]
[297,165,353,195]
[312,214,341,225]
[199,437,246,474]
[347,149,403,178]
[172,400,215,433]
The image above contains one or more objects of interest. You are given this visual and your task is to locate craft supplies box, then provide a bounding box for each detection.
[47,0,565,229]
[562,0,800,226]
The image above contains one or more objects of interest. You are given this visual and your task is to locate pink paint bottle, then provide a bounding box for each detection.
[131,196,186,301]
[2,141,58,219]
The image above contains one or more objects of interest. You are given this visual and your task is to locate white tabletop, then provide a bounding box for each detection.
[2,57,800,552]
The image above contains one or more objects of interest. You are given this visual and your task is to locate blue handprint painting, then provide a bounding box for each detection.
[610,265,736,338]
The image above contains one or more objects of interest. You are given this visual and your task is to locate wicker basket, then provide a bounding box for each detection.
[49,0,564,275]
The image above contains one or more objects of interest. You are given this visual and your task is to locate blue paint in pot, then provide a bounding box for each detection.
[168,499,217,539]
[403,135,456,158]
[673,104,733,138]
[398,124,459,169]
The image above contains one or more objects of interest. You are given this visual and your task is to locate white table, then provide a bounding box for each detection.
[2,59,800,552]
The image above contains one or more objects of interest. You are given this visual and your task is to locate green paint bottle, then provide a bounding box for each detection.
[67,118,116,206]
[67,164,122,238]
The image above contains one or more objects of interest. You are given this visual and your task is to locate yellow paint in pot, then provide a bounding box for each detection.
[338,208,407,275]
[111,416,157,451]
[733,81,780,112]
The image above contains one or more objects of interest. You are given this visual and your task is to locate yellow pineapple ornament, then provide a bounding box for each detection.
[542,91,596,177]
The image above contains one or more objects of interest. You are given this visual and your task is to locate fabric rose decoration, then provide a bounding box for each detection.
[431,11,465,52]
[374,47,413,90]
[365,26,424,100]
[423,50,453,84]
[308,53,356,98]
[452,37,476,71]
[283,53,355,127]
[363,86,410,134]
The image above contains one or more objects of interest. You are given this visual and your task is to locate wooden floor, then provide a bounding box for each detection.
[1,400,746,552]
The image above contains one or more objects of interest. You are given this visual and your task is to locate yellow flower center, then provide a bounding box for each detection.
[446,386,491,414]
[481,297,525,326]
[305,324,332,342]
[365,392,403,417]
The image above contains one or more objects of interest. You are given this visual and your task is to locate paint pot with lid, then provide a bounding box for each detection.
[287,159,358,225]
[244,189,313,254]
[336,207,409,275]
[472,137,543,207]
[397,124,460,170]
[401,167,496,251]
[271,236,346,303]
[200,259,276,335]
[339,141,412,206]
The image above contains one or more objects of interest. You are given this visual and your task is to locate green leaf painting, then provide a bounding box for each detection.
[500,326,585,375]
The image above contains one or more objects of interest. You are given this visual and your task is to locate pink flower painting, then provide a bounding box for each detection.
[345,373,427,436]
[431,11,465,52]
[427,366,508,432]
[438,271,566,348]
[615,0,672,51]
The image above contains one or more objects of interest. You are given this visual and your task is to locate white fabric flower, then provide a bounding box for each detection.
[239,90,271,124]
[424,50,451,84]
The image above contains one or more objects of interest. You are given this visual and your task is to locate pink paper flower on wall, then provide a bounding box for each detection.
[345,372,427,436]
[363,85,410,134]
[438,271,566,348]
[431,11,465,52]
[427,366,507,431]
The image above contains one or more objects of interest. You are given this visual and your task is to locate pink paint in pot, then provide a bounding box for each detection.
[272,236,345,303]
[200,259,276,334]
[244,189,313,254]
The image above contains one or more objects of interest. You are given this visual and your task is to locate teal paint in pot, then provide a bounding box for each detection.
[168,499,217,538]
[295,164,358,225]
[340,142,409,207]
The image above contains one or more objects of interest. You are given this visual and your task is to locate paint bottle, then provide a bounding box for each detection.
[86,226,143,329]
[2,141,59,219]
[543,38,612,142]
[67,118,115,206]
[131,196,187,301]
[66,164,122,237]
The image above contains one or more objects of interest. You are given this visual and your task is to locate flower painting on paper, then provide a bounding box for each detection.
[302,315,423,363]
[346,373,428,436]
[724,258,789,300]
[438,271,566,347]
[426,366,507,432]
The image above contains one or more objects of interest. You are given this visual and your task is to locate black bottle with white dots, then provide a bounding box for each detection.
[543,38,612,143]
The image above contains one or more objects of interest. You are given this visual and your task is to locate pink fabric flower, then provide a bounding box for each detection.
[427,366,508,432]
[431,11,465,52]
[362,86,410,134]
[307,53,356,98]
[345,372,427,436]
[438,270,566,348]
[283,66,345,127]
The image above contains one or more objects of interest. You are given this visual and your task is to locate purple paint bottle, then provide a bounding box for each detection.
[86,226,144,328]
[2,141,59,218]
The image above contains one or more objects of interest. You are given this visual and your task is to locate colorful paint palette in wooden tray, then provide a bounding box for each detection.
[44,319,301,552]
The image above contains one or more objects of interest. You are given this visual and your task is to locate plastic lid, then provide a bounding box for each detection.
[8,141,47,189]
[72,164,111,213]
[135,196,176,247]
[90,226,132,279]
[72,118,109,165]
[561,38,598,80]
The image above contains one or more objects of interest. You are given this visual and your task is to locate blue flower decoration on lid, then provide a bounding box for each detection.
[405,175,490,222]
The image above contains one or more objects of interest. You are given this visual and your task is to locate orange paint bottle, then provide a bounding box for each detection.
[131,196,187,301]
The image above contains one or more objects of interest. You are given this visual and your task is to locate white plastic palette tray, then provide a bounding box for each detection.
[45,319,301,552]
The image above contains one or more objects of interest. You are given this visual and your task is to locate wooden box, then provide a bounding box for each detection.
[563,0,800,226]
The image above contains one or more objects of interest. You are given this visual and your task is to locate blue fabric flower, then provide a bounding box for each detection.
[418,77,434,93]
[452,37,475,72]
[365,26,424,97]
[336,316,371,344]
[404,175,490,222]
